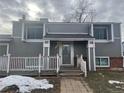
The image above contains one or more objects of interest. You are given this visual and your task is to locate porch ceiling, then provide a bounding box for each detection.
[44,34,94,41]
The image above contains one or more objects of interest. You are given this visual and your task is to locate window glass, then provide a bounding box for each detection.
[94,26,108,40]
[100,58,108,66]
[0,45,7,56]
[96,57,109,67]
[27,27,43,39]
[96,58,100,66]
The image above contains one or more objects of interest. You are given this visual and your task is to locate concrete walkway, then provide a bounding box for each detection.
[61,77,93,93]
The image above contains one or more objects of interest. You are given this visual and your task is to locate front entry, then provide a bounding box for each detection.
[59,42,74,66]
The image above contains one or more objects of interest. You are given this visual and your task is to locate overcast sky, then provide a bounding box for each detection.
[0,0,124,40]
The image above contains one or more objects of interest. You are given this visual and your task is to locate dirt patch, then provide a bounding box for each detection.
[32,77,60,93]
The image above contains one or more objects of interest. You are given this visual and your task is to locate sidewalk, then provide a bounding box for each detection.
[61,77,93,93]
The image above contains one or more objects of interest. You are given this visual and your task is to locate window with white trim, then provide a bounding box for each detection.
[27,27,43,39]
[0,44,8,56]
[96,57,110,67]
[24,23,43,40]
[93,25,109,40]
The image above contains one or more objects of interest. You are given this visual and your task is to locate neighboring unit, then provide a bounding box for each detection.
[0,18,123,76]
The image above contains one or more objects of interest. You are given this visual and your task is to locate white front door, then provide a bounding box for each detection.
[59,42,74,66]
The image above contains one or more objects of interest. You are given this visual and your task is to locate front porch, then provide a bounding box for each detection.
[0,54,87,77]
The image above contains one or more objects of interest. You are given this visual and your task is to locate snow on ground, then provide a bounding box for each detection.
[0,75,53,93]
[108,80,124,84]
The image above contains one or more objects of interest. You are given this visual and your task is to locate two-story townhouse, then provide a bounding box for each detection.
[0,18,122,75]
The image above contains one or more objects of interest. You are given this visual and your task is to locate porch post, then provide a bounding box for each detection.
[88,41,91,71]
[56,54,59,73]
[88,40,96,71]
[43,40,50,70]
[38,54,41,76]
[7,53,10,75]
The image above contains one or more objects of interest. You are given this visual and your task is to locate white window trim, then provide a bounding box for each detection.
[26,26,43,40]
[95,40,111,43]
[0,43,9,56]
[25,39,44,42]
[93,24,114,43]
[96,56,110,67]
[22,23,44,42]
[94,26,108,40]
[111,24,114,42]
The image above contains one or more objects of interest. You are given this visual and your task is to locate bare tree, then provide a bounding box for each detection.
[63,0,95,23]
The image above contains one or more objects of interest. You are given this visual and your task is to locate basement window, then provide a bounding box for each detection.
[96,57,110,67]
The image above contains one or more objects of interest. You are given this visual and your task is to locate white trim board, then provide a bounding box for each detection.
[47,32,88,34]
[24,39,44,42]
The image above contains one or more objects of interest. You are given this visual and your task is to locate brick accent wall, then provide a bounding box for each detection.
[110,57,123,68]
[96,57,123,71]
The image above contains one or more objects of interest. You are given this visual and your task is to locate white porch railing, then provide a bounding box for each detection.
[0,54,61,74]
[77,54,87,77]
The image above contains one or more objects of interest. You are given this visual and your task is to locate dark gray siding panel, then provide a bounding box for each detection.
[74,41,88,57]
[90,48,95,71]
[95,39,121,57]
[46,24,89,34]
[113,23,120,37]
[13,22,22,37]
[50,41,59,56]
[9,38,43,57]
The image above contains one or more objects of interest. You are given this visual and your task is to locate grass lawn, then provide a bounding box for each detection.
[84,71,124,93]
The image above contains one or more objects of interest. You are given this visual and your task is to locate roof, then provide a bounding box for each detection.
[44,34,94,41]
[46,22,121,24]
[0,35,12,42]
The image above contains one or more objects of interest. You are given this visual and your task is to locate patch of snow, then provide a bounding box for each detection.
[108,80,124,84]
[0,75,53,93]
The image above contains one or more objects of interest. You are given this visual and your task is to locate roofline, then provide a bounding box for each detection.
[44,37,94,41]
[12,20,121,24]
[46,22,121,24]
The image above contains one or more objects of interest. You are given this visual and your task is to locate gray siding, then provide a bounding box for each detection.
[95,39,121,57]
[95,23,121,57]
[9,38,43,57]
[93,24,112,40]
[113,23,121,37]
[11,21,121,58]
[13,21,44,38]
[50,41,59,56]
[74,41,88,57]
[13,21,22,37]
[46,23,90,34]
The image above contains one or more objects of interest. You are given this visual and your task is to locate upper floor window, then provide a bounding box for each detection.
[24,23,43,40]
[93,25,109,40]
[27,27,43,39]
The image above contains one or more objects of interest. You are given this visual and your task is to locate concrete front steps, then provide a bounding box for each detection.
[59,70,84,77]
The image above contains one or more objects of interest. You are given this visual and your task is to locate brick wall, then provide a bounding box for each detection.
[110,57,123,68]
